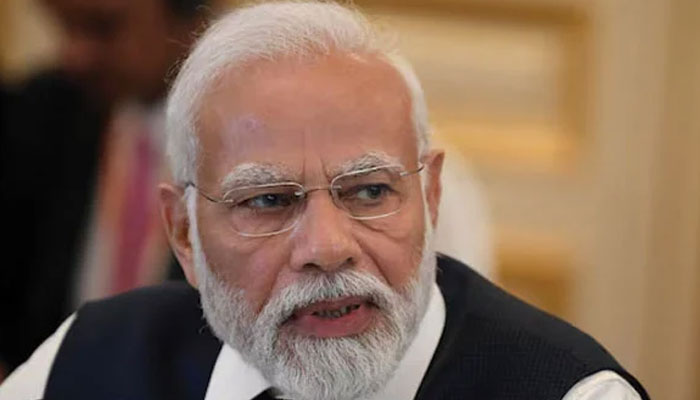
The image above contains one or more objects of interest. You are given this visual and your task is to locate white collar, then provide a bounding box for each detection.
[204,283,446,400]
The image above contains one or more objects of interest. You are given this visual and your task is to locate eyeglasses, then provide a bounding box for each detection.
[187,164,424,237]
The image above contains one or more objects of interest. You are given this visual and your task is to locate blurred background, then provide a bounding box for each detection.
[1,0,698,399]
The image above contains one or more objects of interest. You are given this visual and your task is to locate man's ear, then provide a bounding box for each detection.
[423,149,445,228]
[158,183,198,288]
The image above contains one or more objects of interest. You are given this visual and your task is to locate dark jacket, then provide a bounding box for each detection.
[43,254,649,399]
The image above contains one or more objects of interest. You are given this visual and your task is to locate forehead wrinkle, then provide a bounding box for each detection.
[220,162,296,191]
[330,151,404,177]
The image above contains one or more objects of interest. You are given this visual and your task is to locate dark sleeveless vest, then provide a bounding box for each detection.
[44,255,649,399]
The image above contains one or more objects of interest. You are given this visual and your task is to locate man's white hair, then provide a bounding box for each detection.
[165,0,431,185]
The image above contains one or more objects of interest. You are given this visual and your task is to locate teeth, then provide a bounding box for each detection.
[311,304,360,319]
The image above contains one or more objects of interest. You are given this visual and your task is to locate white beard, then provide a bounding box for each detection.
[186,189,436,400]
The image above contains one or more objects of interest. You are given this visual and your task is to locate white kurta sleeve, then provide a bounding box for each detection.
[0,314,76,400]
[562,370,642,400]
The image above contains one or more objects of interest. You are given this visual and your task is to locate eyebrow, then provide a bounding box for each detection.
[219,163,295,194]
[219,151,404,193]
[331,151,404,176]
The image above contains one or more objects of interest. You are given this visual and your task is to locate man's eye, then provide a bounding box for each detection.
[348,184,391,201]
[241,193,293,209]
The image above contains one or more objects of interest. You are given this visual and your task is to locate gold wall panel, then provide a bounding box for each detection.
[494,230,572,320]
[359,1,589,173]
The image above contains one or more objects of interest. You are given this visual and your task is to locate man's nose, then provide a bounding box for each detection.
[288,190,360,273]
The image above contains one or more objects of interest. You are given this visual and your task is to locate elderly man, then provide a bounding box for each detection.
[0,2,648,399]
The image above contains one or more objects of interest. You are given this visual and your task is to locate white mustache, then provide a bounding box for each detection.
[257,270,397,328]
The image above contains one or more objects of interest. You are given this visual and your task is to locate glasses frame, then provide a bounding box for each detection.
[186,163,425,237]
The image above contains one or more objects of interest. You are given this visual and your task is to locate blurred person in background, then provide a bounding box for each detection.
[0,0,210,379]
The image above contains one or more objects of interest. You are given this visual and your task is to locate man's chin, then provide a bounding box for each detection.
[265,322,404,400]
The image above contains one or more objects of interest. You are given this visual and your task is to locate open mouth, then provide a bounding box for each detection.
[311,304,362,319]
[286,296,377,338]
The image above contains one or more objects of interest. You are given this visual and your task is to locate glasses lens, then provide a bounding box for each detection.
[224,184,303,235]
[333,167,406,218]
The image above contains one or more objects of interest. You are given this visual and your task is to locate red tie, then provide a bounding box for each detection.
[111,128,154,293]
[77,105,170,304]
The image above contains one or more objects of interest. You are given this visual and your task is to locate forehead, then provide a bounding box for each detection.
[196,53,418,185]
